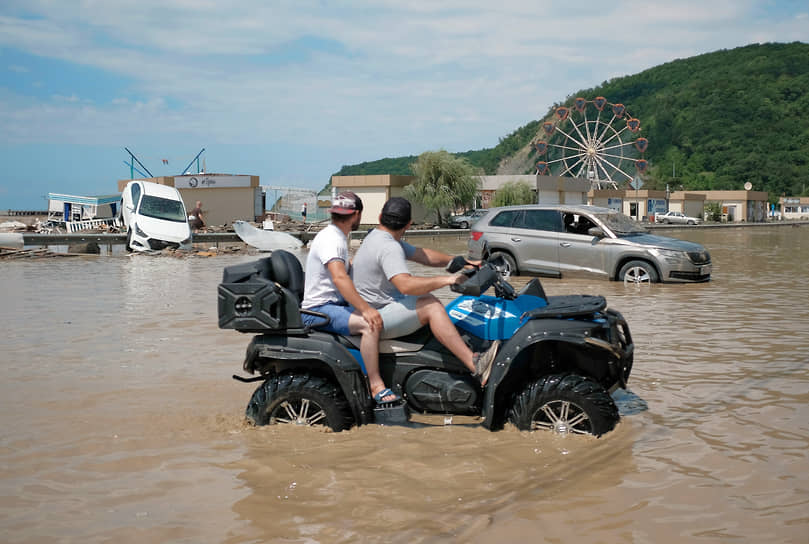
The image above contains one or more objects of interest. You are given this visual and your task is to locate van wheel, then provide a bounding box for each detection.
[619,260,658,283]
[490,251,517,278]
[246,371,354,431]
[508,373,619,437]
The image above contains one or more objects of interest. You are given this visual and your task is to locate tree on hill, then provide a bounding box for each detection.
[405,150,480,225]
[492,181,535,206]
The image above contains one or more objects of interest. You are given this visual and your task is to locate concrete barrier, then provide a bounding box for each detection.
[0,233,24,249]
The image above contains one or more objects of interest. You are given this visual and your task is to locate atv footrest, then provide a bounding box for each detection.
[373,402,410,426]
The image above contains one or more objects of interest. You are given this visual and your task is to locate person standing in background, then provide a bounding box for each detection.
[188,200,204,231]
[301,202,308,223]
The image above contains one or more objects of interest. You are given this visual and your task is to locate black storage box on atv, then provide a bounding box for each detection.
[218,251,306,334]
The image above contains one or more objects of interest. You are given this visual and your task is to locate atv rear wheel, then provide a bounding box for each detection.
[246,371,354,431]
[508,373,619,437]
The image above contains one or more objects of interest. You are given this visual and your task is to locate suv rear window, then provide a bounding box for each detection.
[517,210,562,232]
[489,210,520,227]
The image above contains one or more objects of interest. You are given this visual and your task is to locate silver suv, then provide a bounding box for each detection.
[467,204,712,283]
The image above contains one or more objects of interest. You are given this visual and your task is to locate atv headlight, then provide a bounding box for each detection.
[134,223,147,237]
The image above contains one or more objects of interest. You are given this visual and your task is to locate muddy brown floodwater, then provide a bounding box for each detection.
[1,225,808,543]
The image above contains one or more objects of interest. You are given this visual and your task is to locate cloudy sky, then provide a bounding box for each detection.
[1,1,807,209]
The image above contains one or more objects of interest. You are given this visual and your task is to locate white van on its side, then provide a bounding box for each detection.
[121,180,192,252]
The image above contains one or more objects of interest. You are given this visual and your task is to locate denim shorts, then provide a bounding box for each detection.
[302,303,355,335]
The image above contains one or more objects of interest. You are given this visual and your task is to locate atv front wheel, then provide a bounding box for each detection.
[246,371,354,431]
[508,373,619,437]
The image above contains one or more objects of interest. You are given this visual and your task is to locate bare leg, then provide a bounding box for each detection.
[416,295,476,373]
[347,313,395,401]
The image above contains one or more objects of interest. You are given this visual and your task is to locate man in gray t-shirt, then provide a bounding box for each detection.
[352,197,499,384]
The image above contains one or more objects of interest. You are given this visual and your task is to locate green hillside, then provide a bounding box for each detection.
[332,42,809,201]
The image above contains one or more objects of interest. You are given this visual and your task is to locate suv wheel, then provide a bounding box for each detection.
[246,371,354,431]
[508,373,619,437]
[490,251,517,278]
[619,260,658,283]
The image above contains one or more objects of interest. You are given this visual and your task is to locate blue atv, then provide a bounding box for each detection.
[218,251,634,436]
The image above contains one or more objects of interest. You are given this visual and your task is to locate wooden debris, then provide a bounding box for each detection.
[0,247,84,259]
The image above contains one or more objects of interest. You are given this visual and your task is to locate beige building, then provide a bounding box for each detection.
[478,175,588,206]
[589,189,669,222]
[681,190,769,222]
[329,175,434,225]
[779,196,809,220]
[667,191,707,219]
[117,174,262,227]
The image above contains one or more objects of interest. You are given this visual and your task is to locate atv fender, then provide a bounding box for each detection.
[479,317,630,430]
[242,331,374,425]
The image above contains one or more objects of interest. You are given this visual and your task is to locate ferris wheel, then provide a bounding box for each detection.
[533,97,648,190]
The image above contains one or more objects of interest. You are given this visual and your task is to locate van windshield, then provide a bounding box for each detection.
[138,195,187,222]
[593,211,648,235]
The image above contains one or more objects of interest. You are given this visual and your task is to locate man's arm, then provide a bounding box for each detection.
[409,247,452,268]
[389,272,460,296]
[326,260,383,331]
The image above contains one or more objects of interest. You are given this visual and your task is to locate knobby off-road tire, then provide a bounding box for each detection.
[508,373,619,437]
[618,260,659,284]
[125,229,133,253]
[490,251,518,278]
[245,371,354,432]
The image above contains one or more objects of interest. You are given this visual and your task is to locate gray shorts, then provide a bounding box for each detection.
[378,295,423,339]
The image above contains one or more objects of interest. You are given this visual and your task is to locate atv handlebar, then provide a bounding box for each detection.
[450,256,516,299]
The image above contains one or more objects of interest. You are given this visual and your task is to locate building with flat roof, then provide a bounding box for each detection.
[779,196,809,220]
[680,190,769,222]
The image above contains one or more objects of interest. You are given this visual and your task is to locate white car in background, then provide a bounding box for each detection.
[121,180,192,252]
[655,211,702,225]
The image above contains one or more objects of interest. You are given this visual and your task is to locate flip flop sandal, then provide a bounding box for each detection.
[373,387,401,405]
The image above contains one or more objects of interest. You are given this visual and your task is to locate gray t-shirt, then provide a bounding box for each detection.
[352,228,416,309]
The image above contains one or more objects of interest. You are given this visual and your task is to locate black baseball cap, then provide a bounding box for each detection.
[380,197,412,228]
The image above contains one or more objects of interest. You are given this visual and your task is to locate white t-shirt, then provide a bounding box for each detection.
[302,223,349,309]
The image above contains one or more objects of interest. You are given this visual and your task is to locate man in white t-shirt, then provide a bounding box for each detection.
[301,192,398,404]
